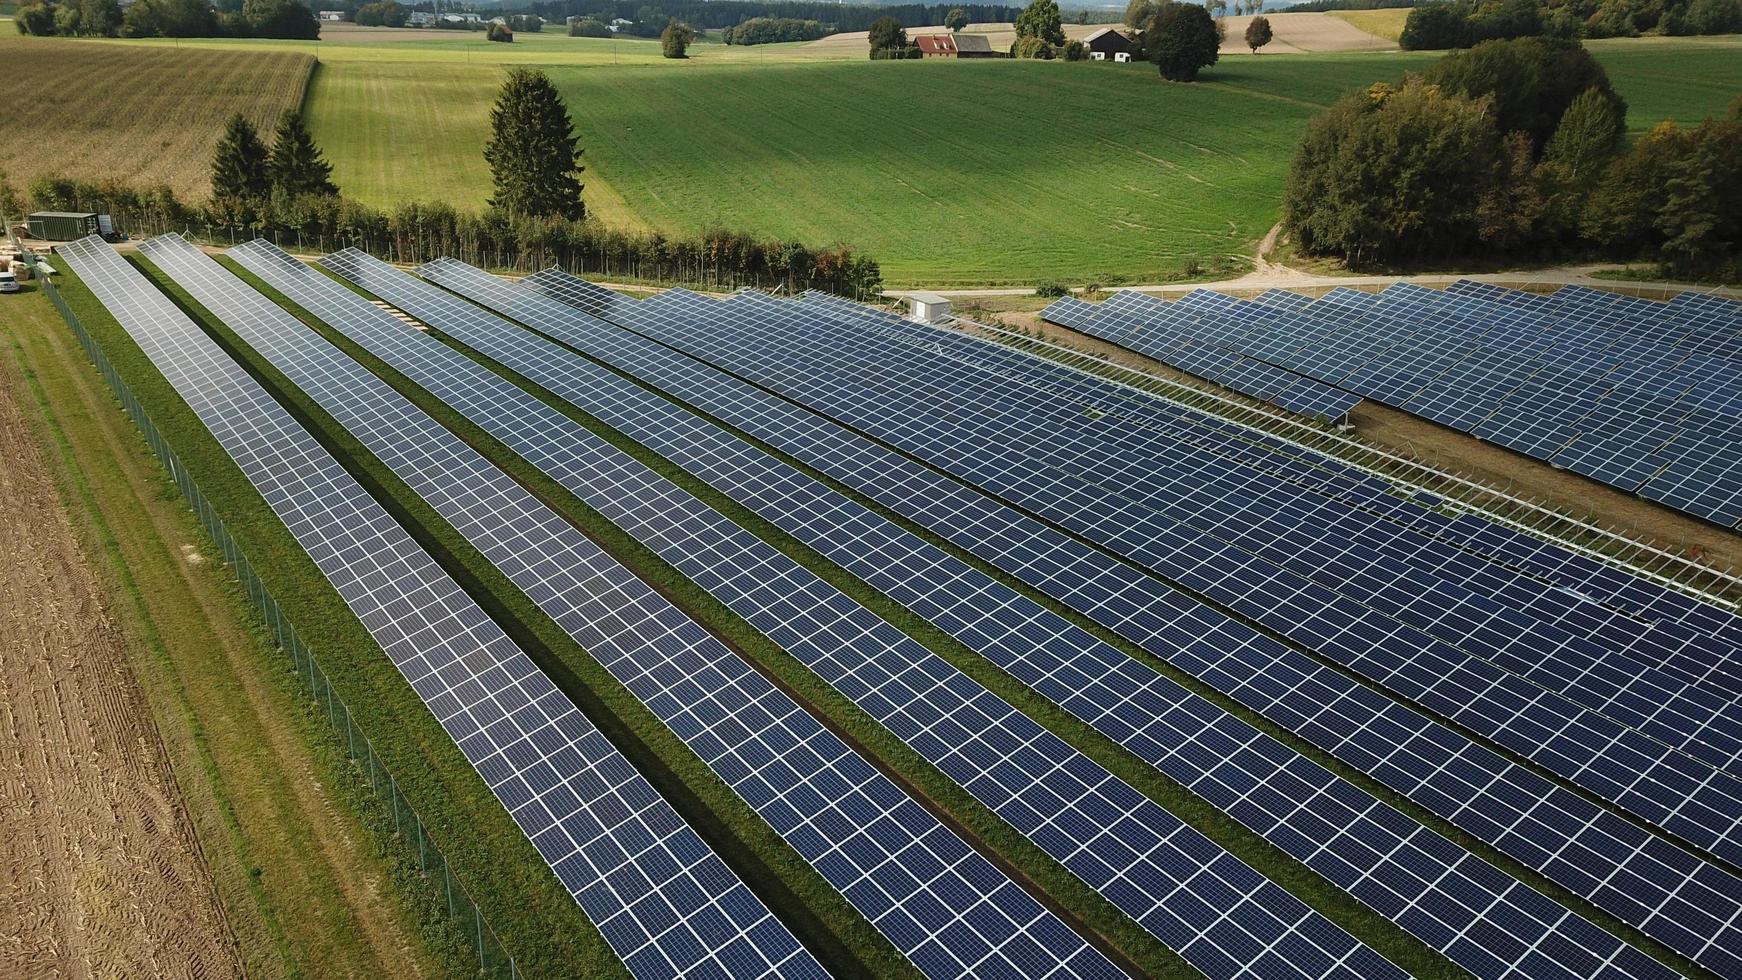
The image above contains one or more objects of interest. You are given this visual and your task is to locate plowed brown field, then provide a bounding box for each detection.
[0,349,243,980]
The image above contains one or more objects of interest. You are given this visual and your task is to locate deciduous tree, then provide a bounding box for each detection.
[1015,0,1064,45]
[483,68,585,220]
[1425,37,1624,154]
[1283,81,1504,265]
[1244,14,1271,52]
[867,15,906,57]
[944,7,969,31]
[1146,2,1219,81]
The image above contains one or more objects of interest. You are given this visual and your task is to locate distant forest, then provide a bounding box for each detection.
[528,0,1026,30]
[1284,0,1417,12]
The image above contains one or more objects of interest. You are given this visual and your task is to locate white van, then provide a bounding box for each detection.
[0,269,18,294]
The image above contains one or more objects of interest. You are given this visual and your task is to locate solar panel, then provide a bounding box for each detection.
[801,290,1742,678]
[511,267,1742,976]
[706,289,1742,784]
[62,236,825,980]
[146,235,1125,980]
[404,258,1689,980]
[1043,292,1361,421]
[540,277,1742,871]
[298,243,1404,980]
[1064,282,1742,527]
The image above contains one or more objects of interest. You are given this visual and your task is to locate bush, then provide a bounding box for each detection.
[1011,34,1054,57]
[1062,38,1087,59]
[660,19,694,56]
[486,21,512,40]
[568,16,612,36]
[25,172,887,295]
[1034,281,1069,297]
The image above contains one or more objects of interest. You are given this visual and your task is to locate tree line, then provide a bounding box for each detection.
[1401,0,1741,49]
[3,67,881,296]
[721,16,831,44]
[1283,37,1741,280]
[14,0,319,39]
[531,0,1024,32]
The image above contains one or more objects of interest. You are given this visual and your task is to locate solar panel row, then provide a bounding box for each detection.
[817,291,1742,695]
[540,279,1742,872]
[401,258,1684,980]
[507,267,1742,975]
[1041,296,1361,421]
[299,244,1403,980]
[804,292,1742,734]
[1066,290,1742,651]
[59,236,824,980]
[1051,284,1742,527]
[843,292,1742,663]
[143,234,1127,980]
[785,295,1742,779]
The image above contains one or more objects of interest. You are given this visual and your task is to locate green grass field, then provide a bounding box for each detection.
[6,31,1739,285]
[297,35,1741,285]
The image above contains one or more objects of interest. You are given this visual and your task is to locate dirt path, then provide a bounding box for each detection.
[0,346,244,979]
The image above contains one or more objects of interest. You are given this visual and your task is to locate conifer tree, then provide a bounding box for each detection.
[483,69,584,220]
[267,111,338,198]
[211,113,270,202]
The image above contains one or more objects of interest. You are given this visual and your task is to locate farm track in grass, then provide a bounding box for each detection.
[0,37,312,201]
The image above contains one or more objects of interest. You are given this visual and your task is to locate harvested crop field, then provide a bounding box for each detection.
[0,337,243,980]
[0,37,312,201]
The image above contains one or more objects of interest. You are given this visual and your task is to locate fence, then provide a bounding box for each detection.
[15,237,519,979]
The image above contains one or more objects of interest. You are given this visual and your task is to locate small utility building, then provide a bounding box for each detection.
[26,212,100,241]
[1082,27,1134,62]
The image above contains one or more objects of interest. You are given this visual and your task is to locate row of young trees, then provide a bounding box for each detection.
[1401,0,1742,49]
[4,66,879,294]
[14,0,319,39]
[12,172,884,294]
[1283,37,1741,279]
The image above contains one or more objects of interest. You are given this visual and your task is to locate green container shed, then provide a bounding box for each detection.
[27,212,101,241]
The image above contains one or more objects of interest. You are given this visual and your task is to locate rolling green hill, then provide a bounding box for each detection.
[302,36,1741,285]
[5,30,1737,285]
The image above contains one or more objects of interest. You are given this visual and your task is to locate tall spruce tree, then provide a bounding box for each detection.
[266,111,338,198]
[483,68,585,221]
[211,113,270,202]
